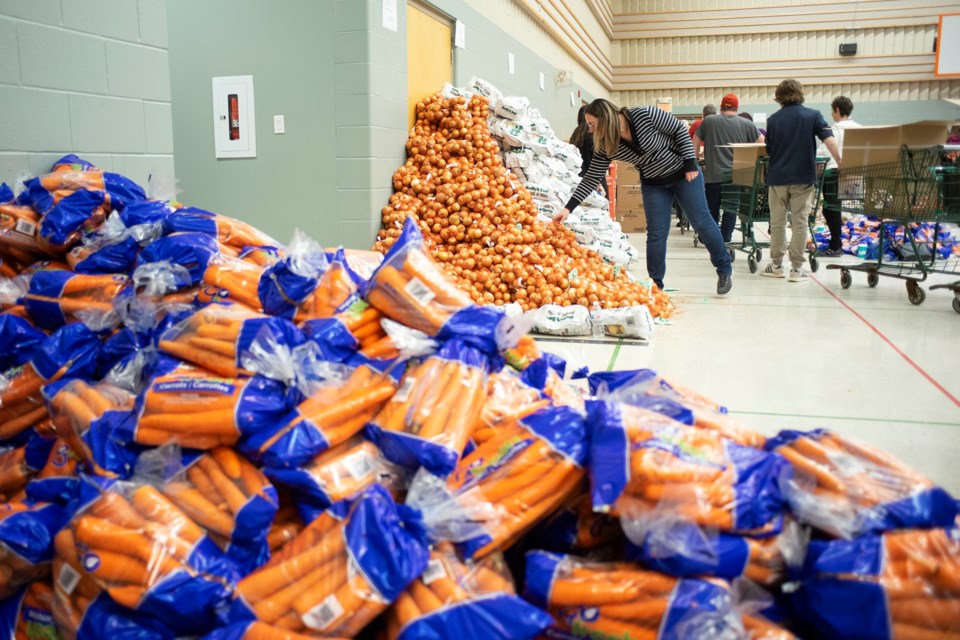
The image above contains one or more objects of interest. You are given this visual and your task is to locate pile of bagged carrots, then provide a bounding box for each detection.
[0,155,957,640]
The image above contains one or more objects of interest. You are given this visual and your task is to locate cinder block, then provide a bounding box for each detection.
[0,18,19,85]
[110,154,175,195]
[19,23,108,94]
[137,0,167,48]
[144,102,173,154]
[107,41,170,100]
[0,0,61,25]
[333,0,375,33]
[62,0,139,42]
[333,30,369,64]
[367,62,406,101]
[337,187,393,221]
[0,86,71,152]
[69,94,145,153]
[335,125,407,159]
[336,218,381,251]
[337,157,401,190]
[369,30,405,74]
[335,62,371,96]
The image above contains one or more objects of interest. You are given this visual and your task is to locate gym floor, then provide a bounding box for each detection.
[533,225,960,494]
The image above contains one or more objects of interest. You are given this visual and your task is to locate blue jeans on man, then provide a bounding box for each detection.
[640,170,731,290]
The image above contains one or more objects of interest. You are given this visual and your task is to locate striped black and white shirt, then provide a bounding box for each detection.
[564,107,699,211]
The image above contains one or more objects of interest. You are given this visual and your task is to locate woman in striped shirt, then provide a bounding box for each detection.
[555,99,732,295]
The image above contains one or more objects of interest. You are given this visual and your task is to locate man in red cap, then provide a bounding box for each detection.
[694,93,763,243]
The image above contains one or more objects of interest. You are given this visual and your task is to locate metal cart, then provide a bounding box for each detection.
[825,146,960,308]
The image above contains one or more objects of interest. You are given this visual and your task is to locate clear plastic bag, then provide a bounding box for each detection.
[23,271,128,331]
[765,429,957,538]
[383,543,551,640]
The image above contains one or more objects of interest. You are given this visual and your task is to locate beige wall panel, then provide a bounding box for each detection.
[463,0,611,95]
[613,80,960,107]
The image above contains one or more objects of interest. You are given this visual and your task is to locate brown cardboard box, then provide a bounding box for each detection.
[842,121,955,169]
[619,210,647,232]
[617,184,644,212]
[615,161,640,186]
[726,143,767,186]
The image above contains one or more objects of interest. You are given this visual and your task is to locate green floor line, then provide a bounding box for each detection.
[731,410,960,428]
[606,338,623,371]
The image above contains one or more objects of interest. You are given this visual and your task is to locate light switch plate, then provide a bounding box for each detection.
[273,115,285,134]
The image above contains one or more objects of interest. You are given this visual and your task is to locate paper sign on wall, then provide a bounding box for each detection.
[382,0,397,32]
[455,20,465,48]
[539,72,545,91]
[753,113,767,125]
[508,52,515,74]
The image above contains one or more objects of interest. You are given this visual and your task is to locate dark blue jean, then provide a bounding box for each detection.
[641,171,731,289]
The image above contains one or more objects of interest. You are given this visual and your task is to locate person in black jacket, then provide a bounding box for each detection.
[555,98,732,295]
[569,106,608,199]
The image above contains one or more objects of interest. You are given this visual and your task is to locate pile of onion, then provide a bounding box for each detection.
[375,94,671,318]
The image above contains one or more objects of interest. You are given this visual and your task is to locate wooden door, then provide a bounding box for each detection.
[407,4,452,128]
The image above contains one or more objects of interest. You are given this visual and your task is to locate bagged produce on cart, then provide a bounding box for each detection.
[623,516,787,586]
[365,218,472,336]
[23,271,127,331]
[65,201,169,274]
[123,362,297,449]
[0,323,105,446]
[0,184,46,261]
[589,368,766,448]
[242,356,400,468]
[53,477,231,635]
[23,437,84,506]
[230,484,429,637]
[765,429,958,538]
[524,551,796,639]
[0,433,54,502]
[366,339,491,477]
[407,401,587,559]
[0,315,45,373]
[266,501,304,554]
[0,581,61,640]
[788,525,960,638]
[381,542,552,640]
[18,155,145,216]
[588,399,790,535]
[525,488,622,554]
[163,207,280,254]
[0,501,65,599]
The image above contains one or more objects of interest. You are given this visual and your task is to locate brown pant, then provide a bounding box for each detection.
[768,184,814,269]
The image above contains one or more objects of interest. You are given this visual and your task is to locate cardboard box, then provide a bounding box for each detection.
[615,161,640,185]
[726,143,767,186]
[617,185,644,213]
[619,210,647,232]
[842,121,955,169]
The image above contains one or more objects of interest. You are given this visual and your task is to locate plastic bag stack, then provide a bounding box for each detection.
[457,77,640,267]
[0,155,956,640]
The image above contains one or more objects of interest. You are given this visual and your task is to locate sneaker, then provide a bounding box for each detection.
[759,263,785,278]
[717,274,732,295]
[815,247,844,258]
[788,268,809,282]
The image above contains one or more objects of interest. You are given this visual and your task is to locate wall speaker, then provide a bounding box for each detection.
[839,43,858,56]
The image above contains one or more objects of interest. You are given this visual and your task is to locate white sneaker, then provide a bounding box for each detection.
[760,263,785,278]
[788,268,809,283]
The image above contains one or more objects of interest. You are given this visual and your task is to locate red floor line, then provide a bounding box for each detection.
[753,226,960,408]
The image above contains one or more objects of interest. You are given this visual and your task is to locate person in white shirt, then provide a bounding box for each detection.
[816,96,861,257]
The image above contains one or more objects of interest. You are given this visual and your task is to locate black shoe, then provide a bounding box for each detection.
[717,274,732,295]
[815,247,844,258]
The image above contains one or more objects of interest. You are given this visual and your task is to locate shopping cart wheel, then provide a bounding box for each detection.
[840,269,852,289]
[867,272,879,288]
[953,296,960,314]
[693,236,699,247]
[748,255,758,273]
[809,256,819,273]
[755,248,762,262]
[727,247,736,262]
[906,281,926,306]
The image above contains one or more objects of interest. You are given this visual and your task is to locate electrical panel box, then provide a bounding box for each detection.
[212,75,256,159]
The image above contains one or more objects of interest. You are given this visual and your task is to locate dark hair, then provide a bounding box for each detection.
[831,96,854,117]
[739,112,753,121]
[775,79,805,105]
[570,106,590,147]
[703,104,717,117]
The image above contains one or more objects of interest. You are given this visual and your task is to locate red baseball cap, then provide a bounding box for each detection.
[721,93,739,110]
